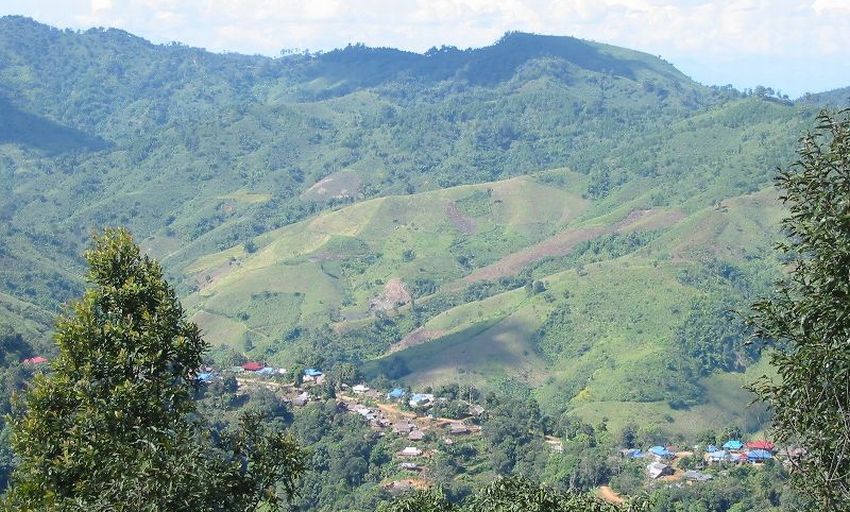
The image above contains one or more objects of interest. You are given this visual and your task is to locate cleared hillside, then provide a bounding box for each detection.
[0,17,842,439]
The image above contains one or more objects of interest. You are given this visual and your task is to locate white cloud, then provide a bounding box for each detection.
[813,0,850,13]
[90,0,112,12]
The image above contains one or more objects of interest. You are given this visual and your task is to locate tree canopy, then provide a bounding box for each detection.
[380,476,645,512]
[749,108,850,509]
[3,228,305,511]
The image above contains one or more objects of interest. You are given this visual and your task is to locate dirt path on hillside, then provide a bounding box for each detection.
[373,401,416,420]
[460,208,684,285]
[389,328,448,353]
[598,486,624,505]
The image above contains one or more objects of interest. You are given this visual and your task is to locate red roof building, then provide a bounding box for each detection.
[241,361,264,372]
[745,441,775,452]
[23,356,48,364]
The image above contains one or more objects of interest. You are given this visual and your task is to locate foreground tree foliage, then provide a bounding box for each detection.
[2,228,306,511]
[749,109,850,509]
[381,476,649,512]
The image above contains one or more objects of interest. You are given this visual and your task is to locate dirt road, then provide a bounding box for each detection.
[598,485,624,505]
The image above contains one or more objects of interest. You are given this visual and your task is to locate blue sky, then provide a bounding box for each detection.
[2,0,848,97]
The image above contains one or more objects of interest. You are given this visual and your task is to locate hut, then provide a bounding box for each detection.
[722,439,744,451]
[399,447,422,457]
[647,462,674,479]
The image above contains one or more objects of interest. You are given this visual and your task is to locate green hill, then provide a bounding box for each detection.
[182,153,785,435]
[359,187,783,434]
[0,16,736,320]
[182,169,588,347]
[0,16,845,439]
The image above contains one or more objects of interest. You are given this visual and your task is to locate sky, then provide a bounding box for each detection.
[1,0,849,97]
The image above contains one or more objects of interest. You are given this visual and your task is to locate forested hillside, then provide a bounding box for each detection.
[0,16,740,311]
[1,15,847,457]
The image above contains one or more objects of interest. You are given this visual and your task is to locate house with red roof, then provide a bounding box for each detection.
[241,361,264,372]
[23,356,48,364]
[745,440,775,452]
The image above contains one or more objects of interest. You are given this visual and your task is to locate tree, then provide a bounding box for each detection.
[748,109,850,509]
[330,362,361,388]
[379,488,454,512]
[3,228,306,511]
[380,477,639,512]
[620,423,637,449]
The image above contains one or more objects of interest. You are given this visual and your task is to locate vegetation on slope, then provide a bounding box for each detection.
[0,13,843,470]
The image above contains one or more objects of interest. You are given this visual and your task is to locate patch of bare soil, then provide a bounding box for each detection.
[598,486,624,505]
[195,259,239,290]
[463,226,607,283]
[369,278,412,313]
[301,171,363,201]
[463,208,684,283]
[446,201,476,234]
[389,328,448,354]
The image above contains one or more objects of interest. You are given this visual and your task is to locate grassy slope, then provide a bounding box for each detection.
[182,170,588,348]
[360,187,785,435]
[0,18,836,438]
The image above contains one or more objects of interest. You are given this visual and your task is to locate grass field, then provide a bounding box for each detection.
[354,187,786,435]
[182,170,592,349]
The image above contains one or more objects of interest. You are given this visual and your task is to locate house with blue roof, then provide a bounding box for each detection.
[304,368,322,377]
[387,388,406,400]
[196,372,214,383]
[723,439,744,451]
[746,449,773,462]
[649,446,675,459]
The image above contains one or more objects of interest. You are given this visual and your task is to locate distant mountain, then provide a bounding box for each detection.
[797,86,850,107]
[0,16,845,436]
[300,31,694,95]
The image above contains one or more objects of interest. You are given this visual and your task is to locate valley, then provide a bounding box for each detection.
[0,15,847,510]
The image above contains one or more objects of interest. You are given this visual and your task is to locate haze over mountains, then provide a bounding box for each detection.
[1,15,848,435]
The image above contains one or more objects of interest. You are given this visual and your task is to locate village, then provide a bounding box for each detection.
[20,353,794,500]
[194,360,487,494]
[189,359,795,500]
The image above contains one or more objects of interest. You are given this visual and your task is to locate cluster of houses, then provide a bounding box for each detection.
[343,394,472,443]
[342,394,475,484]
[196,363,320,383]
[622,438,780,482]
[704,440,776,464]
[193,362,487,489]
